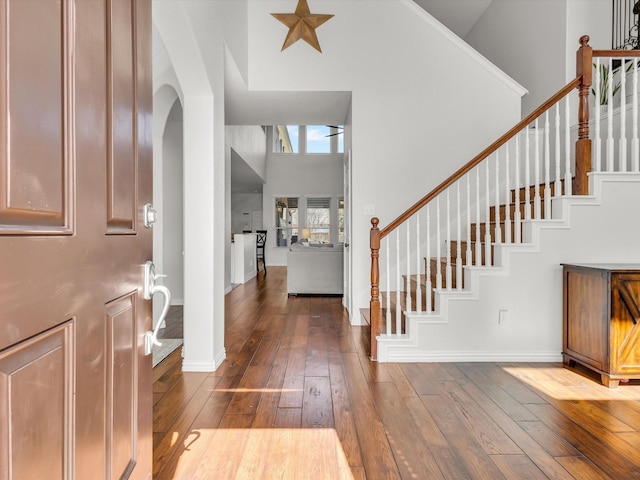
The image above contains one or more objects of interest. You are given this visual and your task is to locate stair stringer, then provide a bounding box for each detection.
[377,173,640,362]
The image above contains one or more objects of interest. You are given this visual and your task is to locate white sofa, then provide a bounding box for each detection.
[287,244,344,295]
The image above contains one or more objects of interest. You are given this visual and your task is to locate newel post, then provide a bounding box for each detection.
[370,217,380,361]
[575,35,593,195]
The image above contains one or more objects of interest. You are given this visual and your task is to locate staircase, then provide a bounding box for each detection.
[368,38,640,362]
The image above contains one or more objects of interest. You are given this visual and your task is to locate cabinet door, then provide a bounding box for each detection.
[611,273,640,374]
[563,268,609,370]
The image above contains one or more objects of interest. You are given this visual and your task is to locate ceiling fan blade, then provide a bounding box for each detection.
[325,132,344,137]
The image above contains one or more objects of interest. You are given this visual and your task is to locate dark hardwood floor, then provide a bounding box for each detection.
[153,266,640,479]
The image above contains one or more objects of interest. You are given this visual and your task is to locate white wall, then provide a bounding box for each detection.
[248,0,525,317]
[162,102,184,304]
[154,0,228,371]
[231,192,262,233]
[379,174,640,361]
[226,125,267,181]
[465,0,611,116]
[225,124,266,291]
[263,129,345,266]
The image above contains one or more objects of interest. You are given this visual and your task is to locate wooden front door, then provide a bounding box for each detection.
[0,1,153,479]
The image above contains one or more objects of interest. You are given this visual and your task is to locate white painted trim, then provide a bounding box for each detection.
[378,349,563,363]
[182,348,226,372]
[402,0,528,98]
[376,173,640,363]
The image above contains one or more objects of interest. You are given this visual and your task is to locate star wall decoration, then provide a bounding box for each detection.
[271,0,334,53]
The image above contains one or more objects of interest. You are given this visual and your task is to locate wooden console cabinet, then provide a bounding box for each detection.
[562,263,640,388]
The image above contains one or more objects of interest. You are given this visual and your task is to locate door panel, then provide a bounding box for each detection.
[0,322,73,480]
[107,0,137,234]
[106,293,137,479]
[0,0,71,233]
[0,0,153,478]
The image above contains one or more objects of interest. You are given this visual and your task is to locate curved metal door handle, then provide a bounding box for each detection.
[143,261,173,356]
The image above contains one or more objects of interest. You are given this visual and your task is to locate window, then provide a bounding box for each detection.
[275,197,298,247]
[306,197,331,244]
[273,125,343,154]
[273,125,299,153]
[306,125,331,153]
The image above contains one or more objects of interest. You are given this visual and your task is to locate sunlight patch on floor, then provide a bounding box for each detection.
[500,365,640,400]
[168,428,354,479]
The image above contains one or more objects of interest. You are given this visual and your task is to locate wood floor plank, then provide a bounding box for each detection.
[490,454,549,480]
[457,362,539,422]
[153,375,220,478]
[191,414,254,480]
[329,361,364,469]
[526,402,640,479]
[369,381,445,479]
[225,364,272,416]
[274,407,302,427]
[153,267,640,480]
[450,374,578,479]
[518,421,583,457]
[305,324,330,377]
[438,380,523,456]
[420,394,507,480]
[279,346,307,408]
[342,352,401,480]
[555,455,615,480]
[153,372,210,432]
[252,341,290,428]
[302,375,334,428]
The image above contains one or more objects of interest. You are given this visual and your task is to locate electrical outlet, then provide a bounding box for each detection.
[364,204,375,215]
[498,309,508,325]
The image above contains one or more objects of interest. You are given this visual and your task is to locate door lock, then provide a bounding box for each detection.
[143,203,157,228]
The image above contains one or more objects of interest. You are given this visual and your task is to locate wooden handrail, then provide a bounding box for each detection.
[378,76,581,239]
[368,35,639,361]
[593,49,640,57]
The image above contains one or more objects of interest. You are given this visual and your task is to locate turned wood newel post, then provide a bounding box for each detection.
[575,35,593,195]
[370,217,381,361]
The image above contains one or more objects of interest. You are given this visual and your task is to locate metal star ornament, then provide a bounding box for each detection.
[271,0,334,53]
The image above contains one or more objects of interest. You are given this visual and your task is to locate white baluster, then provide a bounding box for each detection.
[466,175,472,267]
[485,162,491,263]
[554,103,561,196]
[607,57,614,172]
[406,223,411,314]
[475,168,482,265]
[620,57,628,172]
[525,126,531,220]
[514,135,521,244]
[415,212,421,314]
[544,110,551,219]
[446,189,452,290]
[385,238,391,335]
[456,182,462,290]
[425,206,432,314]
[436,197,442,291]
[633,59,639,172]
[395,230,401,335]
[594,58,601,172]
[504,141,511,244]
[534,118,541,220]
[494,152,502,244]
[564,96,572,195]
